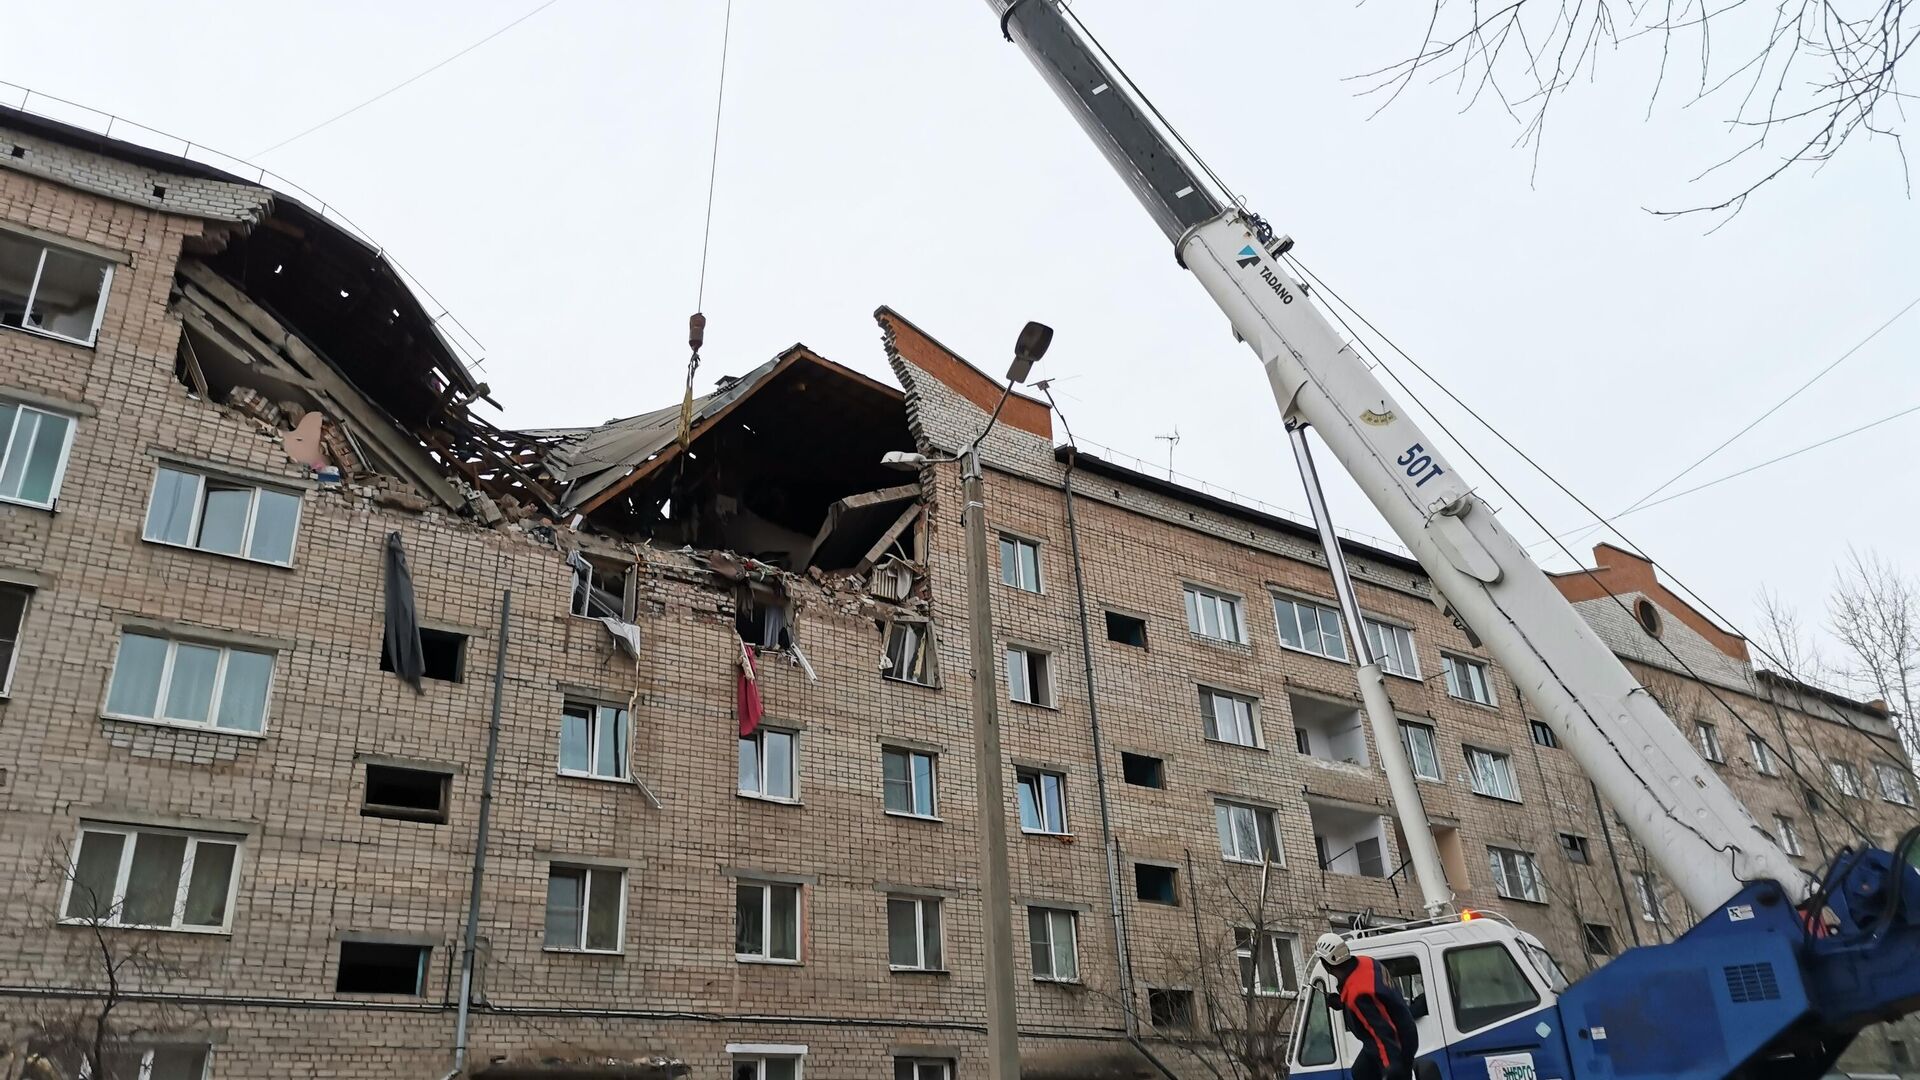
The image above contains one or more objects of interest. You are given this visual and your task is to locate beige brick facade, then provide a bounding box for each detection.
[0,111,1914,1080]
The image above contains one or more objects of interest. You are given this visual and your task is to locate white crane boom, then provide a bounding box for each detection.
[987,0,1806,913]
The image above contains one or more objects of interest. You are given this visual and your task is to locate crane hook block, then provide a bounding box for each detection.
[689,312,707,353]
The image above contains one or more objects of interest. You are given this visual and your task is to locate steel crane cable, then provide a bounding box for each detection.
[1282,250,1878,851]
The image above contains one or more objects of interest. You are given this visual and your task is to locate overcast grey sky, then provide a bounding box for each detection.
[5,1,1913,680]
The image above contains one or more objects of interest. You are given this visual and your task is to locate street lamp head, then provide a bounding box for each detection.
[881,450,931,471]
[1006,320,1052,384]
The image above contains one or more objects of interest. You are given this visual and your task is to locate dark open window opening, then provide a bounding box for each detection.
[362,764,450,824]
[736,585,791,650]
[1120,752,1165,789]
[1104,611,1147,648]
[383,627,466,682]
[1582,923,1616,956]
[1558,833,1591,864]
[1529,720,1558,748]
[1147,987,1194,1029]
[1134,863,1179,906]
[336,941,428,995]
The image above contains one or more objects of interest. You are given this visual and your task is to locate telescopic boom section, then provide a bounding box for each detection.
[989,0,1808,912]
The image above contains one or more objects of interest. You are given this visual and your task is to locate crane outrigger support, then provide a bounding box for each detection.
[982,2,1920,1078]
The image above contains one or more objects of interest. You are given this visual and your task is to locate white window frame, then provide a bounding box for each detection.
[1361,617,1420,679]
[882,746,939,819]
[883,621,938,686]
[102,631,275,734]
[1184,584,1246,644]
[1529,720,1559,748]
[1487,847,1546,903]
[1235,928,1300,997]
[1201,686,1261,748]
[739,727,799,802]
[142,465,303,567]
[0,401,76,509]
[1016,768,1068,835]
[1696,722,1725,764]
[1774,814,1805,857]
[1006,645,1053,706]
[544,864,626,954]
[59,823,243,934]
[75,1045,212,1080]
[0,231,114,347]
[1400,721,1441,781]
[558,700,631,781]
[887,894,944,971]
[0,582,30,697]
[735,881,802,963]
[999,533,1043,593]
[1877,762,1914,806]
[1272,593,1347,661]
[570,555,632,620]
[1465,746,1520,802]
[1215,799,1284,866]
[728,1048,807,1080]
[1442,654,1494,705]
[1028,906,1080,982]
[895,1058,953,1080]
[1749,733,1780,776]
[1829,760,1865,799]
[1632,870,1667,923]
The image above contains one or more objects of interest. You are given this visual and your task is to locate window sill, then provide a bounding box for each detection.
[1446,694,1500,711]
[1248,989,1300,1000]
[889,966,951,976]
[361,806,449,824]
[1277,642,1348,664]
[1470,791,1523,805]
[142,537,296,570]
[885,810,943,824]
[735,956,803,966]
[1020,828,1073,839]
[737,792,803,807]
[556,770,635,786]
[882,674,940,690]
[569,611,635,624]
[100,714,266,740]
[3,323,99,350]
[1883,798,1914,808]
[1223,857,1285,869]
[1495,895,1550,906]
[1033,976,1083,986]
[1203,737,1267,753]
[1188,633,1251,651]
[58,918,231,936]
[0,494,56,513]
[1009,699,1059,711]
[543,946,625,956]
[998,583,1045,596]
[1302,756,1369,772]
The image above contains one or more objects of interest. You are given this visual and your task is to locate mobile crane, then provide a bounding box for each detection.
[982,3,1920,1079]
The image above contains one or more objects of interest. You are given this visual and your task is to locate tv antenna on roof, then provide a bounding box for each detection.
[1154,428,1181,480]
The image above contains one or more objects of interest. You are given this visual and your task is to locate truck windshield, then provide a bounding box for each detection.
[1445,942,1541,1031]
[1522,941,1570,993]
[1295,985,1338,1066]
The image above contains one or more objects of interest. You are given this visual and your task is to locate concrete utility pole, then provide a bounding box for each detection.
[962,447,1022,1080]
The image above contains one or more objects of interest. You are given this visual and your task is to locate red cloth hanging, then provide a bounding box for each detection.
[737,641,764,737]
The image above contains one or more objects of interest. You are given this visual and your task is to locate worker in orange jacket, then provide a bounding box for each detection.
[1313,933,1420,1080]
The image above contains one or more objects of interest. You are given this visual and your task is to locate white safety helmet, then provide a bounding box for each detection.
[1313,932,1352,968]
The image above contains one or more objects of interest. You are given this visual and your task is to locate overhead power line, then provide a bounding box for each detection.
[252,0,566,158]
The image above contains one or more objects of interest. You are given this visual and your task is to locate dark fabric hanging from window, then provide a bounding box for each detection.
[383,531,424,691]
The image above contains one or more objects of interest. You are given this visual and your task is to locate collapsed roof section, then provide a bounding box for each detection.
[531,346,920,571]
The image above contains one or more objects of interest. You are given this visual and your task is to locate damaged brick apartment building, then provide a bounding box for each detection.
[0,104,1916,1080]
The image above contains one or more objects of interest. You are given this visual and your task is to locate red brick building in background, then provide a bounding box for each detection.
[0,105,1912,1079]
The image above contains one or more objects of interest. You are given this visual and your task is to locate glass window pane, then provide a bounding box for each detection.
[1256,935,1280,991]
[0,409,37,502]
[1275,600,1302,649]
[586,869,623,950]
[1051,913,1078,980]
[1028,908,1051,975]
[922,900,942,969]
[30,246,108,341]
[1215,804,1234,857]
[144,468,200,545]
[194,484,251,556]
[1017,776,1041,830]
[248,488,300,563]
[1020,543,1039,590]
[1183,589,1200,634]
[1042,773,1064,831]
[107,633,168,719]
[888,898,919,966]
[1446,943,1540,1031]
[1320,608,1346,659]
[560,707,591,773]
[123,832,188,926]
[546,869,585,948]
[148,1048,210,1080]
[764,731,794,799]
[769,885,799,960]
[15,409,68,506]
[764,1060,797,1080]
[911,753,936,816]
[182,841,236,927]
[999,537,1017,586]
[1297,987,1337,1065]
[738,735,760,793]
[66,830,126,920]
[216,649,272,732]
[595,706,624,778]
[736,885,763,955]
[1299,606,1324,654]
[1233,808,1258,861]
[883,750,910,813]
[1221,600,1240,641]
[161,643,220,723]
[0,234,39,328]
[1006,648,1028,702]
[734,1062,760,1080]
